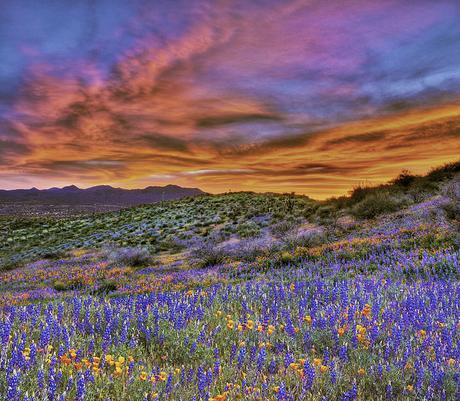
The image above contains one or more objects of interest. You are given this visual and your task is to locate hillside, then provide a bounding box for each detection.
[1,162,459,401]
[0,192,315,267]
[1,161,458,270]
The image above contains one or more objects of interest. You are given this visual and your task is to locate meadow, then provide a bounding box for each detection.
[1,163,459,400]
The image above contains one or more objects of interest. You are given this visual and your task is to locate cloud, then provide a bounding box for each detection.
[323,131,388,148]
[195,112,282,128]
[137,133,190,152]
[0,0,460,196]
[0,139,30,163]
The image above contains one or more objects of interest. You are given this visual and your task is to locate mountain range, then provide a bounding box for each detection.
[0,185,205,206]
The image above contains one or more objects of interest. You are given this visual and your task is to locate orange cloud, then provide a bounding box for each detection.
[4,94,459,198]
[1,0,460,197]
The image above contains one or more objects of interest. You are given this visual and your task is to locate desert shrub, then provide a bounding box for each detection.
[0,259,20,272]
[91,279,118,294]
[191,242,226,268]
[270,220,297,238]
[302,203,319,219]
[391,169,417,187]
[276,251,294,264]
[52,281,68,292]
[349,185,373,205]
[53,279,85,292]
[108,247,151,267]
[315,204,336,219]
[426,160,460,182]
[442,200,460,221]
[158,237,186,252]
[351,191,401,219]
[42,249,68,260]
[445,180,460,200]
[314,204,343,229]
[406,180,438,202]
[172,236,192,250]
[283,230,326,250]
[236,221,261,238]
[325,196,349,210]
[225,238,279,262]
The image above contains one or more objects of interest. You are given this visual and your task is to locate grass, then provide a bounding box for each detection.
[0,161,459,400]
[2,161,458,270]
[0,192,316,269]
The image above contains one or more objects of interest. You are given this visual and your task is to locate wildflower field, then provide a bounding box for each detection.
[1,168,459,400]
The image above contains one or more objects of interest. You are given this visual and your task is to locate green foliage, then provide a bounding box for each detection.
[270,219,298,238]
[108,247,152,268]
[191,243,226,268]
[344,160,460,212]
[236,221,261,238]
[0,192,317,268]
[42,249,69,260]
[351,191,401,219]
[426,160,460,181]
[91,279,118,294]
[442,200,460,222]
[0,161,458,269]
[0,259,20,272]
[314,204,342,228]
[53,278,85,292]
[391,169,418,187]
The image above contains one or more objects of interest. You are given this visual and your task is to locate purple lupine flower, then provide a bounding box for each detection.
[303,360,315,392]
[257,347,266,371]
[76,374,85,401]
[7,371,20,401]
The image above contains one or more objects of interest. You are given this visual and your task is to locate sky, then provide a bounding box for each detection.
[0,0,459,199]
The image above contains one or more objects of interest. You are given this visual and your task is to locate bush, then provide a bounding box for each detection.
[351,191,401,219]
[91,280,118,295]
[191,242,226,268]
[0,259,20,272]
[391,170,417,187]
[108,247,151,267]
[442,200,460,221]
[225,238,278,262]
[270,220,297,238]
[349,185,373,204]
[426,161,460,182]
[236,221,261,238]
[283,230,325,250]
[42,249,68,260]
[53,279,84,292]
[315,205,342,228]
[407,180,438,202]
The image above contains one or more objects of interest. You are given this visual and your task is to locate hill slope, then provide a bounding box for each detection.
[0,161,458,269]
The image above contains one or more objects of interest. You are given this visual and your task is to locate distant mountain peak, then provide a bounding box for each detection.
[62,185,80,191]
[0,184,205,206]
[86,185,115,191]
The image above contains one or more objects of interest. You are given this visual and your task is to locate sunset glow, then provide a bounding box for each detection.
[1,0,459,198]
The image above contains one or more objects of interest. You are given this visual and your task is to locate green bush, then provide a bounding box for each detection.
[191,243,226,268]
[351,191,401,219]
[91,279,118,294]
[236,221,261,238]
[53,279,85,292]
[108,247,151,267]
[42,249,68,260]
[270,220,296,238]
[0,259,20,272]
[426,160,460,182]
[391,170,417,187]
[442,200,460,221]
